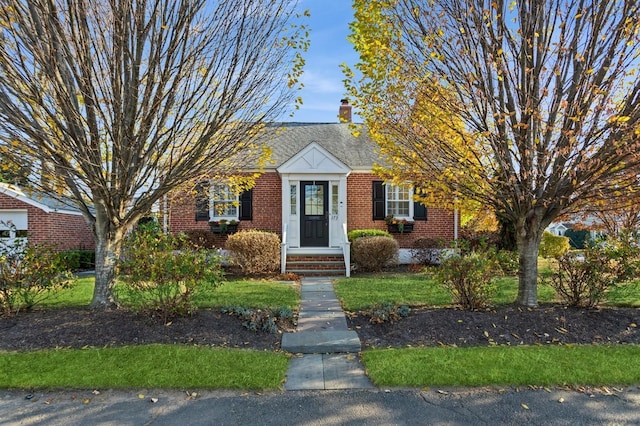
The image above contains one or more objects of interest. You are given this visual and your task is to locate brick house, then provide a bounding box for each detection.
[0,182,95,250]
[167,104,458,275]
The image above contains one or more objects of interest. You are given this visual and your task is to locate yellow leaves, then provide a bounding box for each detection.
[608,115,631,124]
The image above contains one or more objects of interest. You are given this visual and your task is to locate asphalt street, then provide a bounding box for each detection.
[2,386,639,425]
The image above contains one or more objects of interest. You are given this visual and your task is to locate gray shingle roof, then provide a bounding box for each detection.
[265,123,379,170]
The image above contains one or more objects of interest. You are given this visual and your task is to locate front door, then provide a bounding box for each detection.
[301,181,329,247]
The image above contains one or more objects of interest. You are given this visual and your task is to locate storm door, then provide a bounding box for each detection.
[300,181,329,247]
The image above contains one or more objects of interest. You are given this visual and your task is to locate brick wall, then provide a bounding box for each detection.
[167,171,457,249]
[0,193,95,250]
[347,173,456,248]
[166,173,282,246]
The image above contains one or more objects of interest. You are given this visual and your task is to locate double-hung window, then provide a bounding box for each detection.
[211,184,238,220]
[386,185,411,218]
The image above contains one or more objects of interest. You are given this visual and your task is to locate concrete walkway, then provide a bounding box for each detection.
[281,277,374,390]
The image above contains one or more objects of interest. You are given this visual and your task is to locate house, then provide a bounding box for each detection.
[166,102,458,275]
[0,182,94,250]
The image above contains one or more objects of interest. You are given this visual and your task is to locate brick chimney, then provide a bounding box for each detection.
[339,99,352,123]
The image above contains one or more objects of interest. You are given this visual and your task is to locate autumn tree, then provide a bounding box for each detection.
[344,0,640,306]
[0,0,307,308]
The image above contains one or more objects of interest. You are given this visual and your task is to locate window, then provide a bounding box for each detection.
[372,181,427,221]
[290,184,297,215]
[212,184,238,219]
[386,185,410,218]
[195,183,253,222]
[332,184,339,215]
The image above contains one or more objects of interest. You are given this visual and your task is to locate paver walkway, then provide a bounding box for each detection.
[281,277,374,390]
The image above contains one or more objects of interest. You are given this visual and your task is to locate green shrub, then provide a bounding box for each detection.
[366,302,411,324]
[117,224,223,323]
[0,234,75,315]
[61,249,95,270]
[435,251,499,310]
[410,237,446,266]
[352,236,399,272]
[539,232,571,259]
[490,248,519,275]
[347,229,392,242]
[225,230,280,275]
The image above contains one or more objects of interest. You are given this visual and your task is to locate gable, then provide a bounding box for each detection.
[277,142,351,175]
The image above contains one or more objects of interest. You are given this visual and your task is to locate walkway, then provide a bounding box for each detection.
[281,277,374,390]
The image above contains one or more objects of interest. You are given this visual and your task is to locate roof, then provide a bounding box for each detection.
[0,182,84,215]
[265,123,379,171]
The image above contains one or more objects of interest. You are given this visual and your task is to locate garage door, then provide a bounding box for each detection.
[0,210,28,244]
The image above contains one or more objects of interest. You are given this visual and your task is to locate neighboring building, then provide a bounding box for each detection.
[0,183,94,250]
[166,102,458,275]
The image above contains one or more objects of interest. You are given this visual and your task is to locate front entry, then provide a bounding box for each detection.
[300,181,329,247]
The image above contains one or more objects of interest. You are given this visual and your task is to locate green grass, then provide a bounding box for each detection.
[605,280,640,307]
[194,279,299,310]
[362,345,640,387]
[18,277,297,390]
[0,345,288,390]
[335,273,557,310]
[44,277,299,310]
[42,277,95,308]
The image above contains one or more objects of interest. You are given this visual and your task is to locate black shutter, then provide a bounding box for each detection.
[372,181,385,220]
[195,181,209,221]
[414,201,427,221]
[239,189,253,221]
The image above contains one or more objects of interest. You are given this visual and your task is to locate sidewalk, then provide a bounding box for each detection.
[281,277,374,390]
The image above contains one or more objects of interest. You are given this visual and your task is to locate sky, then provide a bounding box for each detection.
[290,0,360,123]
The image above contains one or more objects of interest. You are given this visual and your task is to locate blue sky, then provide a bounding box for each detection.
[290,0,359,123]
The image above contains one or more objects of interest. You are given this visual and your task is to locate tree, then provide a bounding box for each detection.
[344,0,640,306]
[0,0,308,308]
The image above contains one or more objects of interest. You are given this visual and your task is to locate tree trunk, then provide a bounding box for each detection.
[89,212,124,309]
[516,225,543,307]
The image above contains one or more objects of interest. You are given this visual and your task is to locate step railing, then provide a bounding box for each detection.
[341,223,351,277]
[280,223,288,274]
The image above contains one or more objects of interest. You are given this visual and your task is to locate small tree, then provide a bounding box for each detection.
[117,224,223,323]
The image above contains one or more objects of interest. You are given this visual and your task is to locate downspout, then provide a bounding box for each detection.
[454,208,459,241]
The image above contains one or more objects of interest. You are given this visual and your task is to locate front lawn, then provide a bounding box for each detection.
[2,276,298,390]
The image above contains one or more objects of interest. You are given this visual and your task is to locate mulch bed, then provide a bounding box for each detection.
[1,304,638,352]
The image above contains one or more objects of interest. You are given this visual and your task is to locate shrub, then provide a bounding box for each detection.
[117,224,223,323]
[225,230,280,275]
[0,235,75,315]
[490,248,519,275]
[61,249,95,270]
[182,230,217,249]
[366,302,411,324]
[411,238,446,266]
[222,306,294,334]
[539,232,571,259]
[347,228,392,242]
[351,236,399,272]
[434,251,499,310]
[545,250,615,308]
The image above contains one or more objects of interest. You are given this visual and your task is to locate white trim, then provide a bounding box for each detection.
[0,183,83,216]
[278,143,352,249]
